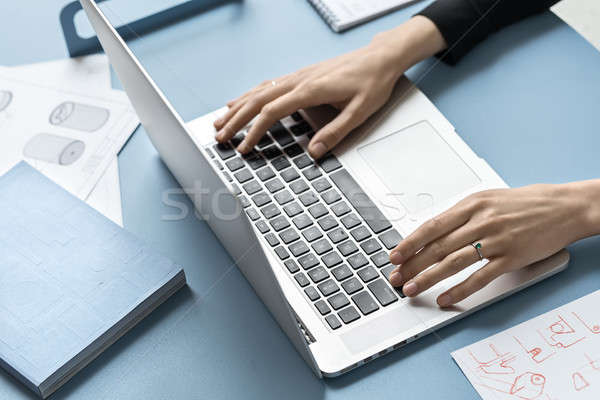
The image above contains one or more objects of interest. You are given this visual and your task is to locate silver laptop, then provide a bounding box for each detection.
[81,0,569,377]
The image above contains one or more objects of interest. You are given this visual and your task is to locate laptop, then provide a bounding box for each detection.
[80,0,570,377]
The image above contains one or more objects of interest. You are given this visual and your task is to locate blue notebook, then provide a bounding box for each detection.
[0,162,186,398]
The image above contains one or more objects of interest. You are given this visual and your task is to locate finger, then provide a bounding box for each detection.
[436,258,509,307]
[217,84,292,143]
[307,97,369,159]
[390,204,473,265]
[214,101,246,135]
[398,245,480,296]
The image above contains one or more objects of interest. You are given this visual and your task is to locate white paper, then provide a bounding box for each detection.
[0,70,137,200]
[452,290,600,399]
[86,158,123,226]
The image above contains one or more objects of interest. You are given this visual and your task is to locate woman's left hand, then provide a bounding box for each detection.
[388,182,599,307]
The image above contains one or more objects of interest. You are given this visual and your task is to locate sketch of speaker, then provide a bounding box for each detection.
[23,133,86,166]
[0,90,12,112]
[49,101,109,132]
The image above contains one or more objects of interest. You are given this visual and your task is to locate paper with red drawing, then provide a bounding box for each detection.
[452,290,600,399]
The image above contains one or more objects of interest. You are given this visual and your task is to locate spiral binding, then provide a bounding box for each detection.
[308,0,341,31]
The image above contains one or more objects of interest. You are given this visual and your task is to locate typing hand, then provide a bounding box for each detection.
[213,16,446,159]
[388,182,600,307]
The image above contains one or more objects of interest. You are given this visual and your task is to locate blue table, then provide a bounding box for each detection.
[2,1,600,399]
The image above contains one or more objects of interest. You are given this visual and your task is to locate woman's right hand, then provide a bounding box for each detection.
[213,16,447,159]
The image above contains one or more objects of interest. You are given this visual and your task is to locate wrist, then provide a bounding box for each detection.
[564,180,600,240]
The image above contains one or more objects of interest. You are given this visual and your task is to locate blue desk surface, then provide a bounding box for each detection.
[2,1,600,399]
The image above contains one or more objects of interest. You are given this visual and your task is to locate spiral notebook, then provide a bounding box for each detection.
[308,0,420,32]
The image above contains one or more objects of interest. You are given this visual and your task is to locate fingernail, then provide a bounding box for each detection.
[309,142,327,159]
[390,251,402,265]
[403,282,417,297]
[237,141,249,153]
[438,293,452,307]
[389,271,402,286]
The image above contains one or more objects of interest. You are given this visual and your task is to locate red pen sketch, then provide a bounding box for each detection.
[569,353,600,393]
[513,334,556,364]
[469,343,516,375]
[538,315,585,349]
[572,372,589,391]
[572,311,600,335]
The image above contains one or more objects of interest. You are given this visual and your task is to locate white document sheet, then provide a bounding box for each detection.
[452,290,600,400]
[86,158,123,225]
[0,69,137,200]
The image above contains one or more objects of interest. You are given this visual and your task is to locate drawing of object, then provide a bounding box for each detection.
[23,133,85,166]
[478,372,546,400]
[469,344,516,375]
[585,353,600,371]
[49,101,109,132]
[573,311,600,334]
[0,90,12,112]
[538,315,585,349]
[572,372,590,391]
[514,335,555,364]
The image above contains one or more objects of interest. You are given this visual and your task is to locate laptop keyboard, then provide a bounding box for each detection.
[206,113,404,331]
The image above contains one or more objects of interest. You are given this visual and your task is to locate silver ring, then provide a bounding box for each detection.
[271,80,277,87]
[471,242,484,261]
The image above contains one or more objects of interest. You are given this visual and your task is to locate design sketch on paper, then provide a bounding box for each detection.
[23,133,85,166]
[49,101,109,132]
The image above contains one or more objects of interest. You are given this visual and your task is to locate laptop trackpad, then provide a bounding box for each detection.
[357,121,481,214]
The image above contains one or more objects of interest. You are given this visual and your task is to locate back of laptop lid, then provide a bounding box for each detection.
[79,0,321,377]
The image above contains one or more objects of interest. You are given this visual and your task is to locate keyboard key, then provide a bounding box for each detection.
[357,266,378,282]
[327,228,349,244]
[213,142,235,160]
[291,111,303,122]
[257,166,276,181]
[264,233,280,247]
[325,314,342,330]
[205,147,215,158]
[350,225,371,242]
[289,240,310,257]
[312,238,332,255]
[352,291,380,315]
[238,195,250,208]
[308,266,329,283]
[261,203,281,219]
[256,134,273,149]
[243,180,262,195]
[302,226,323,242]
[298,253,319,270]
[284,259,300,274]
[246,208,260,221]
[314,300,331,315]
[368,279,398,306]
[330,169,392,234]
[370,251,390,268]
[292,213,313,230]
[255,220,269,234]
[294,154,313,169]
[304,286,320,301]
[341,277,363,295]
[317,215,338,231]
[272,156,291,171]
[284,143,304,157]
[252,192,271,207]
[312,178,332,193]
[321,189,342,205]
[338,306,360,324]
[270,215,290,232]
[360,238,382,255]
[379,229,402,250]
[274,189,294,205]
[280,167,300,183]
[262,145,282,159]
[225,157,244,171]
[270,125,294,146]
[341,213,361,229]
[337,240,358,257]
[302,165,322,181]
[212,159,224,170]
[247,155,267,170]
[274,246,289,260]
[317,279,339,296]
[279,227,300,244]
[332,264,352,281]
[290,120,312,135]
[328,292,350,310]
[318,154,342,173]
[308,203,328,219]
[331,201,351,217]
[289,179,309,194]
[284,201,303,217]
[234,169,253,183]
[380,266,405,298]
[265,177,284,193]
[230,133,245,147]
[299,191,319,207]
[294,272,310,287]
[321,251,342,268]
[348,253,369,270]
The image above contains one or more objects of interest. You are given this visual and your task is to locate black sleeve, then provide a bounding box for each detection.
[417,0,560,64]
